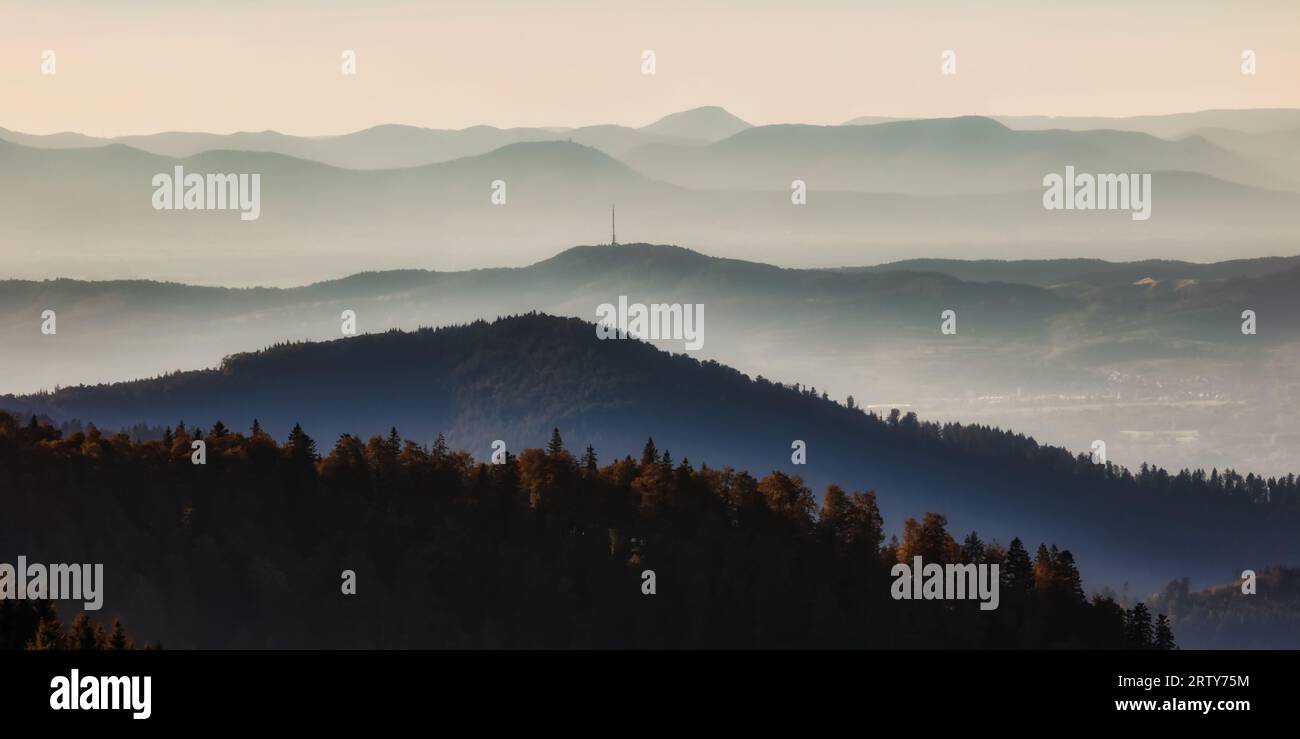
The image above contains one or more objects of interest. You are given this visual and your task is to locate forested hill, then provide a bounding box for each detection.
[4,313,1298,594]
[1,408,1167,650]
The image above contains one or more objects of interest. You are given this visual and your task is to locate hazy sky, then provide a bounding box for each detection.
[2,0,1298,136]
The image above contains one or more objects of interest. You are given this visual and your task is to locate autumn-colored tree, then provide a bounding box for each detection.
[820,487,885,554]
[108,618,129,650]
[898,512,960,563]
[1033,544,1058,592]
[758,471,816,528]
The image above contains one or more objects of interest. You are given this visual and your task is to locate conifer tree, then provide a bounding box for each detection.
[547,427,565,456]
[1154,614,1176,650]
[108,618,128,650]
[640,437,658,466]
[286,423,318,462]
[1126,603,1155,648]
[1055,549,1086,603]
[1002,538,1035,595]
[1033,544,1056,592]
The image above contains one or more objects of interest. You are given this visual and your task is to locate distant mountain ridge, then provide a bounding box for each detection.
[0,105,752,170]
[843,109,1300,138]
[4,132,1296,287]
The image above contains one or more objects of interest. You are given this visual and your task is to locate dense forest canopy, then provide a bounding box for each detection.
[0,410,1172,649]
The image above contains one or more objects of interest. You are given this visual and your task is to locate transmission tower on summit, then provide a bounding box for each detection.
[610,205,618,246]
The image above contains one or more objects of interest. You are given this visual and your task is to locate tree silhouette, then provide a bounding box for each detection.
[640,437,658,467]
[1126,603,1155,648]
[961,531,985,564]
[1002,538,1035,596]
[286,423,318,462]
[1155,614,1176,650]
[0,411,1165,650]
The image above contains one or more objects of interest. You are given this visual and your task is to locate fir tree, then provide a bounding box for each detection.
[431,432,449,459]
[1154,614,1176,650]
[286,423,318,462]
[1002,538,1035,595]
[108,618,128,650]
[1126,603,1155,648]
[640,437,658,467]
[961,531,985,563]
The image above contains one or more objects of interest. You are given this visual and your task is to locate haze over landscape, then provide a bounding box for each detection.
[3,0,1298,651]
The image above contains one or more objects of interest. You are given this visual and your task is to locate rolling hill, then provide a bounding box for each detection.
[3,313,1296,598]
[624,116,1298,194]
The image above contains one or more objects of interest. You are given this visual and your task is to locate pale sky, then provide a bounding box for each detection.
[2,0,1298,136]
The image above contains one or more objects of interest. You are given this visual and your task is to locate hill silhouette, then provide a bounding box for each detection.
[5,242,1300,479]
[5,314,1297,597]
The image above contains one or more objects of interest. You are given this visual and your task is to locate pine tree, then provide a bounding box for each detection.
[431,432,449,459]
[251,418,262,437]
[547,428,565,456]
[210,421,229,438]
[1154,614,1176,650]
[640,437,658,467]
[286,423,318,462]
[1002,538,1035,595]
[1033,544,1056,591]
[581,444,598,472]
[386,427,402,455]
[1055,549,1086,603]
[961,531,985,563]
[108,618,128,650]
[1126,603,1155,648]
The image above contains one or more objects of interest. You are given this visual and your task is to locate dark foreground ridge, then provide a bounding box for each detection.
[0,410,1168,649]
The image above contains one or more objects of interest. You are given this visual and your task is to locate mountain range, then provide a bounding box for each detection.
[3,117,1298,285]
